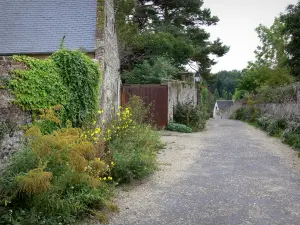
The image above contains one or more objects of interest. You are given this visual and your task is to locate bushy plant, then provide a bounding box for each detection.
[0,123,114,224]
[109,124,163,183]
[256,84,297,103]
[232,107,261,123]
[173,103,207,131]
[125,95,152,124]
[9,56,69,111]
[166,122,192,133]
[122,56,179,84]
[51,49,102,127]
[106,103,164,183]
[282,120,300,151]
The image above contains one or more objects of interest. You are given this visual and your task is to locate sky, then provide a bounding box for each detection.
[203,0,299,73]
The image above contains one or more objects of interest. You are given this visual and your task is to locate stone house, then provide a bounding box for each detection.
[0,0,120,167]
[213,100,234,119]
[0,0,121,118]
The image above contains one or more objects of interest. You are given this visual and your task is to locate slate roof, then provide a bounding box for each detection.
[216,100,234,111]
[0,0,97,55]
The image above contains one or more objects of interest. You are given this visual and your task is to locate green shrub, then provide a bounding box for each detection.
[122,56,178,84]
[166,122,192,133]
[51,49,102,127]
[282,120,300,151]
[232,107,260,123]
[173,103,207,131]
[9,56,69,111]
[109,124,163,183]
[125,95,152,124]
[104,103,163,183]
[256,84,297,103]
[0,124,115,225]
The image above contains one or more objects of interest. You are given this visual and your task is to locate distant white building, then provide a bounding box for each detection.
[213,100,234,119]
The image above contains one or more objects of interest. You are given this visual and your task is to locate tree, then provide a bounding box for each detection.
[281,1,300,78]
[115,0,229,80]
[254,18,288,68]
[214,89,220,99]
[208,70,242,97]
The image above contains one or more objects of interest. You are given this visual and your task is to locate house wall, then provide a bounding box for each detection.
[96,0,121,122]
[0,0,121,168]
[0,58,32,170]
[167,81,197,121]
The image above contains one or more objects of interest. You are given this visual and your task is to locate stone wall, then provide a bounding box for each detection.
[167,81,197,121]
[227,83,300,120]
[96,0,121,122]
[0,58,32,169]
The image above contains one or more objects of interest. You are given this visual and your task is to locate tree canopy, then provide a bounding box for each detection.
[280,1,300,78]
[115,0,229,83]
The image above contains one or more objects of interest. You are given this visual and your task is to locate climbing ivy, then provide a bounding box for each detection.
[51,49,102,127]
[10,56,69,111]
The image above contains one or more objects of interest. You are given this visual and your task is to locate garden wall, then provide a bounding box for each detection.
[0,58,32,169]
[227,83,300,120]
[167,81,197,121]
[96,0,121,122]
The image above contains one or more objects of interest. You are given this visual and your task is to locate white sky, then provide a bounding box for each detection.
[203,0,298,73]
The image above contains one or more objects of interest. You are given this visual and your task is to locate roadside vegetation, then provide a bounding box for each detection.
[0,50,163,224]
[230,1,300,155]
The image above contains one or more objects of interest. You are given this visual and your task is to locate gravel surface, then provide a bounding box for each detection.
[106,119,300,225]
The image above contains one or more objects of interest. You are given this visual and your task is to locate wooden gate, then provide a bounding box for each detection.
[121,85,168,127]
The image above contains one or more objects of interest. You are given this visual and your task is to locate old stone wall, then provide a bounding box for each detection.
[227,83,300,120]
[167,81,197,121]
[96,0,121,122]
[0,58,32,169]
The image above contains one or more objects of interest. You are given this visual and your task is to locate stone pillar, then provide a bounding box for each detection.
[95,0,121,123]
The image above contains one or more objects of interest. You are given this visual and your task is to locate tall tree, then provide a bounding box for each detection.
[254,18,288,68]
[115,0,229,79]
[281,1,300,78]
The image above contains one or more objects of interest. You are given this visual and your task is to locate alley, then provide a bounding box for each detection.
[109,119,300,225]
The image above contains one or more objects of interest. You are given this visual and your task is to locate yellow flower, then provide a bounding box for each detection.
[108,176,113,181]
[96,158,101,161]
[111,162,115,166]
[103,177,107,181]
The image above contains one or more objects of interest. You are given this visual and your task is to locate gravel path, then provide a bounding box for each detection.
[108,119,300,225]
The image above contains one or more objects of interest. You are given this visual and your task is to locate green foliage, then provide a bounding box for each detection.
[51,49,101,127]
[122,56,179,84]
[233,108,300,153]
[0,124,114,224]
[109,123,163,183]
[104,101,163,183]
[125,95,152,124]
[281,2,300,78]
[254,18,288,68]
[166,122,192,133]
[231,107,261,123]
[237,65,294,94]
[256,84,297,103]
[173,103,207,131]
[115,0,229,79]
[208,70,242,99]
[9,56,69,111]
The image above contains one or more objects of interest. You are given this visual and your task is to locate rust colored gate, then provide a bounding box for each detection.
[121,85,168,127]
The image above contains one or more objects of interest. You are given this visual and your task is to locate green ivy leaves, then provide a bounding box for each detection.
[51,49,101,127]
[10,50,102,127]
[10,56,69,111]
